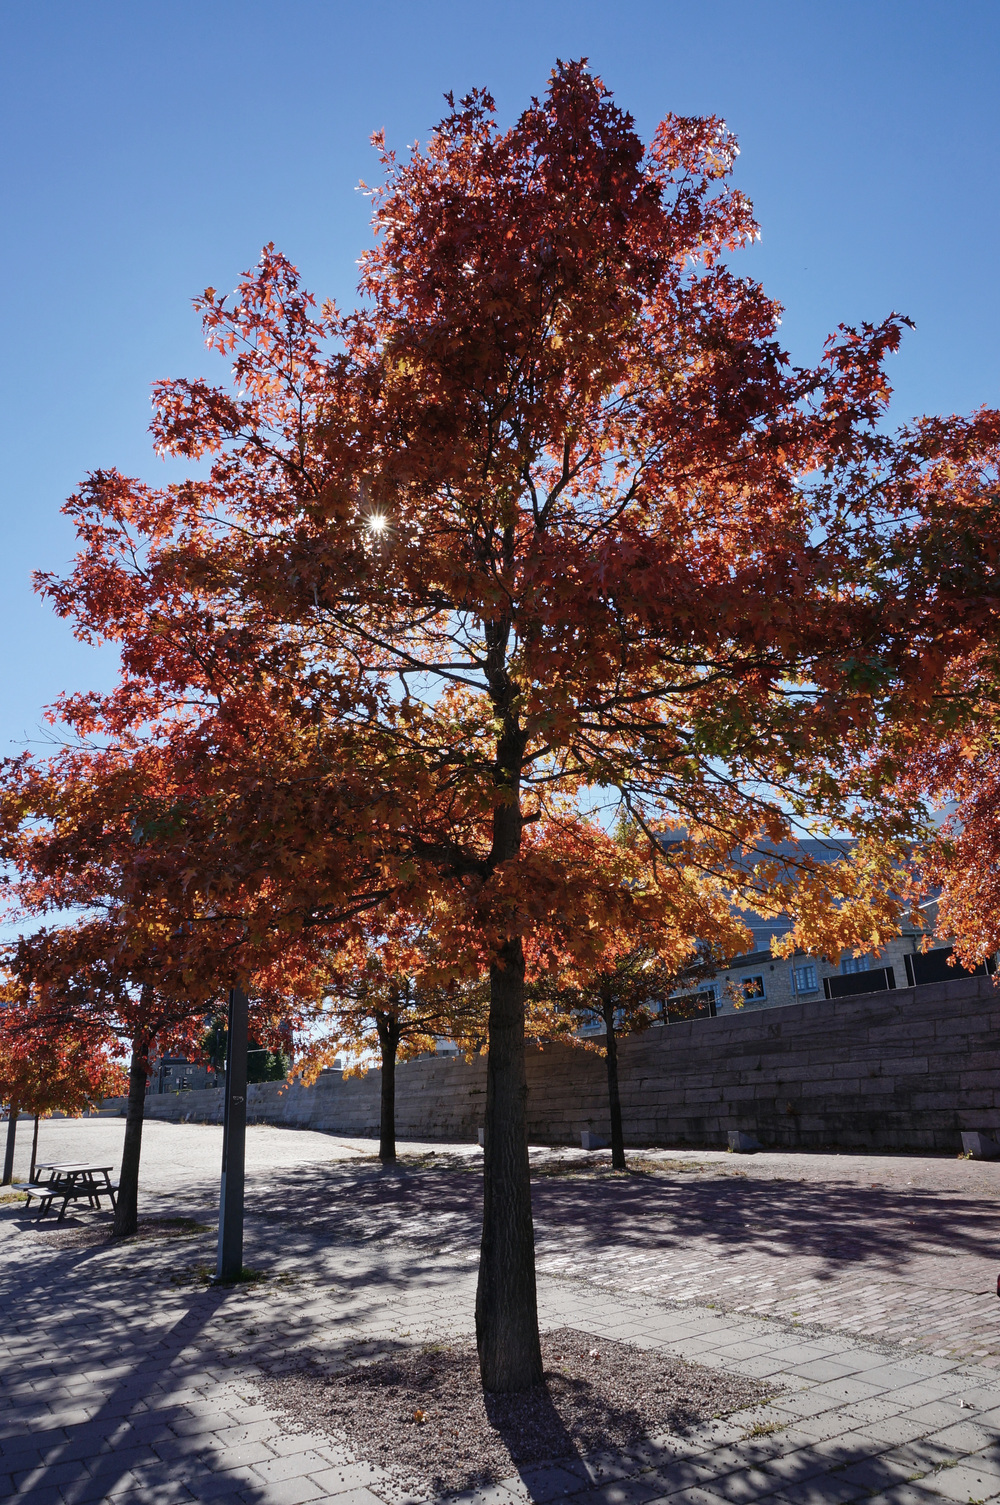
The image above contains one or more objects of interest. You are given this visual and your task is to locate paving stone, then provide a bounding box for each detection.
[49,1474,134,1504]
[306,1463,392,1494]
[833,1455,923,1492]
[627,1460,720,1496]
[264,1433,339,1458]
[641,1489,739,1505]
[111,1486,199,1505]
[300,1491,387,1505]
[918,1461,1000,1500]
[797,1377,890,1405]
[901,1400,975,1430]
[185,1468,264,1501]
[762,1476,865,1504]
[926,1419,1000,1452]
[85,1442,166,1475]
[768,1392,841,1419]
[849,1490,941,1505]
[249,1449,334,1483]
[559,1478,668,1505]
[575,1453,652,1486]
[853,1416,931,1447]
[823,1396,909,1425]
[513,1462,594,1501]
[0,1441,44,1471]
[5,1486,66,1505]
[239,1479,325,1505]
[783,1360,865,1384]
[698,1464,787,1500]
[13,1458,90,1491]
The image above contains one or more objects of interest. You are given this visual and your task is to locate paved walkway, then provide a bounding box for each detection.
[2,1122,999,1504]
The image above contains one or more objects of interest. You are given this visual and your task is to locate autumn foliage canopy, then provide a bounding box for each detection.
[3,62,999,1388]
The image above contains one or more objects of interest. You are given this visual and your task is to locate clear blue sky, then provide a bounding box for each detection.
[2,0,997,756]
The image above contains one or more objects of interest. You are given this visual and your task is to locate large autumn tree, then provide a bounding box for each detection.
[36,65,1000,1389]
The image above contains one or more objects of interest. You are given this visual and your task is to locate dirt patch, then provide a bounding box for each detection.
[528,1156,746,1180]
[253,1325,774,1500]
[26,1217,208,1250]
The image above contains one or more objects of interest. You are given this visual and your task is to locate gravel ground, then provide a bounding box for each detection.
[253,1326,774,1500]
[25,1215,209,1250]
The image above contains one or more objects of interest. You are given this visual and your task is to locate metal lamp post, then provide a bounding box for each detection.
[215,983,248,1282]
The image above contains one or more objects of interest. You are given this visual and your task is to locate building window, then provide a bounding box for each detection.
[697,986,718,1017]
[740,975,766,1001]
[793,963,818,993]
[841,954,871,975]
[665,986,717,1022]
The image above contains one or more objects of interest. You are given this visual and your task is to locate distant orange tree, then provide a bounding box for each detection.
[524,818,749,1170]
[309,915,489,1165]
[0,997,126,1186]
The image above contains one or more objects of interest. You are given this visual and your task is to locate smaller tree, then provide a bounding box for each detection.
[5,923,298,1236]
[6,926,221,1235]
[0,997,126,1186]
[897,715,1000,968]
[307,918,489,1164]
[202,1019,291,1084]
[526,819,749,1170]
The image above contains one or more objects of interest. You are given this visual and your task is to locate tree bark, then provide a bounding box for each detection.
[475,681,543,1391]
[112,1035,149,1239]
[476,932,542,1392]
[375,1009,401,1164]
[29,1114,40,1185]
[2,1100,18,1185]
[603,995,626,1171]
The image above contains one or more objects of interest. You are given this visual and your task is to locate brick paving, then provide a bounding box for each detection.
[1,1122,1000,1502]
[529,1151,1000,1366]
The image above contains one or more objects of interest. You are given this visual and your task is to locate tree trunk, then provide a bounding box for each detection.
[112,1035,149,1239]
[603,995,626,1171]
[29,1114,40,1185]
[2,1100,19,1185]
[476,613,543,1394]
[476,936,543,1393]
[375,1010,401,1164]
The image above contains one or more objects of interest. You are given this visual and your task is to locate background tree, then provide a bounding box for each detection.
[34,65,1000,1391]
[7,926,222,1234]
[525,818,748,1170]
[0,995,125,1186]
[0,670,400,1237]
[308,916,489,1164]
[5,913,305,1237]
[202,1019,291,1084]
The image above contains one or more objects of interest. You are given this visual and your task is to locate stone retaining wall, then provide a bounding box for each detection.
[136,973,1000,1153]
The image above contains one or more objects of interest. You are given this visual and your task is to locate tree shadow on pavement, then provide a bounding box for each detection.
[250,1155,997,1283]
[0,1204,333,1505]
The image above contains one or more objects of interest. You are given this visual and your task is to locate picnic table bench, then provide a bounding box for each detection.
[16,1163,118,1222]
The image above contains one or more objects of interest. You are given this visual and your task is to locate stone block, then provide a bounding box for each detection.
[728,1130,761,1153]
[956,1088,996,1109]
[581,1131,609,1150]
[961,1130,1000,1159]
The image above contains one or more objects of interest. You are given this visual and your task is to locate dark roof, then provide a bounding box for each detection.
[721,949,778,968]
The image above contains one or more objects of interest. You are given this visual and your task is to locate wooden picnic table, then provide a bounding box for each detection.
[21,1163,118,1222]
